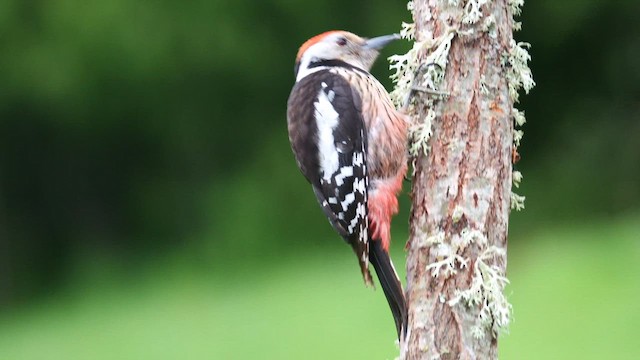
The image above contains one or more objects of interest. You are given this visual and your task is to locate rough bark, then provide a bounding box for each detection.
[400,1,517,359]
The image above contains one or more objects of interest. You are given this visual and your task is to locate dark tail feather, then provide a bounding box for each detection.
[369,240,407,339]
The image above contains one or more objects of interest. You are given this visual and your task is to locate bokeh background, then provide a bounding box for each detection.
[0,0,639,359]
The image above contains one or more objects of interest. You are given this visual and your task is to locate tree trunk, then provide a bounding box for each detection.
[391,0,532,359]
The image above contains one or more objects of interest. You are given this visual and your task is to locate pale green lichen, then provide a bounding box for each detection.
[426,244,468,277]
[445,0,461,7]
[448,245,511,338]
[452,206,465,223]
[510,192,526,211]
[482,14,497,38]
[513,107,526,126]
[504,40,535,103]
[512,170,523,188]
[389,21,418,107]
[462,0,489,25]
[509,0,524,31]
[426,230,446,245]
[513,129,524,147]
[390,28,454,105]
[459,228,487,247]
[508,0,524,16]
[389,0,463,160]
[417,31,455,91]
[427,229,511,338]
[425,228,487,278]
[390,27,454,158]
[408,110,435,157]
[504,0,532,212]
[512,20,522,32]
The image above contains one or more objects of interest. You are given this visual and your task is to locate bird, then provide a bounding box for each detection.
[286,30,409,338]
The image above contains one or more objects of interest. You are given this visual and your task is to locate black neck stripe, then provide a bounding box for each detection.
[308,59,368,75]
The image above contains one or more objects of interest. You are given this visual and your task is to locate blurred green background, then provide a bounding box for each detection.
[0,0,639,359]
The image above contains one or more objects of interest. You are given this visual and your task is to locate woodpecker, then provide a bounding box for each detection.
[286,31,408,338]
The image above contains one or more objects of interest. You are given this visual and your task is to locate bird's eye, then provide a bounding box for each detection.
[336,37,347,46]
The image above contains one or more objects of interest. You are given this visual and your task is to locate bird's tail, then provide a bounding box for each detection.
[369,239,407,339]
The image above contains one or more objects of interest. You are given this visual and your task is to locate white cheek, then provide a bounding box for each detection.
[296,57,323,82]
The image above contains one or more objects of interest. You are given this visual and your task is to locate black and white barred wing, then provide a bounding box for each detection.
[313,79,371,284]
[287,71,372,284]
[314,132,371,284]
[313,124,368,240]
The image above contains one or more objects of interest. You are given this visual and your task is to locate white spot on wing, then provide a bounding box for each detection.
[334,166,353,186]
[336,140,348,154]
[348,202,367,233]
[314,90,340,179]
[327,90,335,102]
[353,152,364,166]
[341,193,355,210]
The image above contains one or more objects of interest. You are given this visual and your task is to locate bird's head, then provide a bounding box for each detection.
[294,31,399,80]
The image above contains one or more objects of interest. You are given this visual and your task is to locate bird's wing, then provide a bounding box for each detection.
[287,70,372,284]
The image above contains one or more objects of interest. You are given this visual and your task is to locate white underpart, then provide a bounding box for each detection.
[314,89,340,180]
